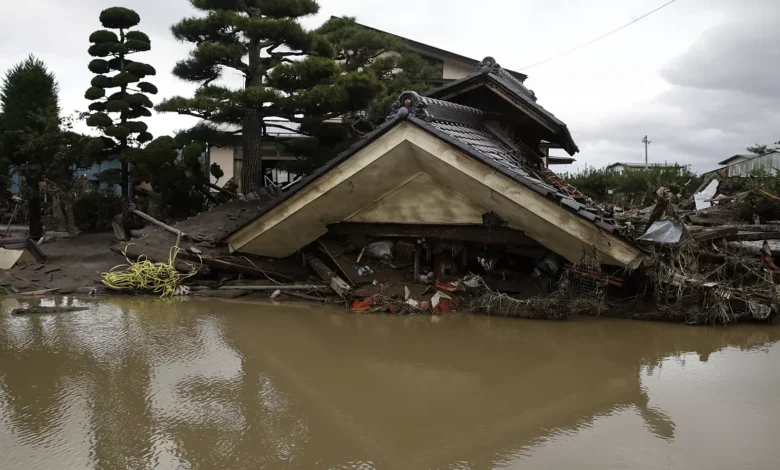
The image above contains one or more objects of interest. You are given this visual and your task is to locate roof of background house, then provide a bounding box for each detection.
[426,57,579,156]
[224,92,619,241]
[718,154,753,166]
[345,18,528,83]
[606,162,681,169]
[717,151,780,166]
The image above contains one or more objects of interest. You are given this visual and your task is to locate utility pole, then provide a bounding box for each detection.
[642,135,651,169]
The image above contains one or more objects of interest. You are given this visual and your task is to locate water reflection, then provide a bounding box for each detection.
[0,297,779,469]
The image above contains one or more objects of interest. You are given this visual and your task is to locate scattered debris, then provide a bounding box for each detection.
[11,306,89,316]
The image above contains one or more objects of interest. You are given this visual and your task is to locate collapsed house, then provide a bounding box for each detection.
[110,57,780,324]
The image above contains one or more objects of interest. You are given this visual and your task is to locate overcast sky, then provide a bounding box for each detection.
[2,0,778,173]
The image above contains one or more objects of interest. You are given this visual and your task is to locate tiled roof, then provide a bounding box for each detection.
[389,92,615,233]
[425,57,579,156]
[225,92,622,241]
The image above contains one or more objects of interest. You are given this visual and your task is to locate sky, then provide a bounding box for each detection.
[1,0,778,173]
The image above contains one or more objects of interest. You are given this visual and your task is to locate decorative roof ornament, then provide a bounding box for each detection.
[387,91,432,121]
[477,56,502,74]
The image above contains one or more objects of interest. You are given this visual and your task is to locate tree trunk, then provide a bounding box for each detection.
[241,37,264,195]
[63,193,77,235]
[241,109,264,195]
[121,161,130,201]
[51,193,66,232]
[28,179,43,240]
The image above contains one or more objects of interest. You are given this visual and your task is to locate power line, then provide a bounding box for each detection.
[519,0,678,70]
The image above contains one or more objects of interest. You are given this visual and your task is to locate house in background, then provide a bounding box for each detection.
[208,22,575,191]
[703,151,780,179]
[605,162,683,174]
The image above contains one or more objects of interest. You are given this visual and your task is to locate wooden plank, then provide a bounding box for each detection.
[0,237,28,246]
[727,232,780,242]
[24,239,47,264]
[692,227,739,243]
[197,254,294,282]
[317,239,357,287]
[327,223,541,246]
[307,254,351,300]
[218,285,329,291]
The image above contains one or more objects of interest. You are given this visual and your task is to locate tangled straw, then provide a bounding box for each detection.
[101,244,199,298]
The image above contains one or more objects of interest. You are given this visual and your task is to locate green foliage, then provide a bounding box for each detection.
[563,166,703,207]
[130,136,211,220]
[89,30,119,43]
[137,131,153,143]
[105,125,131,139]
[125,62,156,77]
[124,121,148,133]
[747,143,779,156]
[86,112,113,128]
[125,93,153,108]
[85,86,106,100]
[210,162,224,182]
[1,57,93,237]
[99,7,140,29]
[105,99,130,113]
[74,190,123,231]
[159,4,436,191]
[112,71,140,86]
[137,82,158,94]
[125,39,151,53]
[88,59,111,74]
[126,31,150,43]
[86,7,156,198]
[90,75,113,88]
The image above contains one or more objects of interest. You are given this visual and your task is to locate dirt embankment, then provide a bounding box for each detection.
[0,233,124,294]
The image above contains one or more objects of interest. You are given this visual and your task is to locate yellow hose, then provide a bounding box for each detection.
[101,244,199,298]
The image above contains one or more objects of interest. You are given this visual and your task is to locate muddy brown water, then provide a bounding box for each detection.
[1,297,779,470]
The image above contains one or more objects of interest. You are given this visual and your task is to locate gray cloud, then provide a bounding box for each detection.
[571,8,780,173]
[2,0,780,174]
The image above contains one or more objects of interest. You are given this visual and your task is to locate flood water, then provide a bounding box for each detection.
[1,297,779,469]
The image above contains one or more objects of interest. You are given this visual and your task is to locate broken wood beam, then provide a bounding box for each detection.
[692,227,739,243]
[129,206,185,238]
[196,255,294,282]
[726,232,780,242]
[218,284,329,291]
[307,254,351,300]
[208,182,240,200]
[317,240,357,287]
[327,223,541,246]
[0,237,27,246]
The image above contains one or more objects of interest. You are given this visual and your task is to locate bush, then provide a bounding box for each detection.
[74,191,122,232]
[563,167,703,207]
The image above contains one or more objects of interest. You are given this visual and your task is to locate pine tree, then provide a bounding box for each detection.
[278,16,438,174]
[318,16,438,126]
[0,56,60,238]
[157,0,383,194]
[85,6,157,199]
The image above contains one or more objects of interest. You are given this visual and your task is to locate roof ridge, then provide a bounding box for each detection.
[387,91,485,128]
[476,57,537,102]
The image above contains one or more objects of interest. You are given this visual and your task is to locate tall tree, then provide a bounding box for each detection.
[157,0,383,194]
[278,16,438,174]
[0,56,60,238]
[85,6,156,200]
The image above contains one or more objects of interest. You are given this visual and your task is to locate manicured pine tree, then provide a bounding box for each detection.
[157,0,383,194]
[0,56,60,238]
[85,6,157,199]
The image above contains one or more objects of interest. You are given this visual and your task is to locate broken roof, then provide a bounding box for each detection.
[224,92,640,267]
[425,57,579,156]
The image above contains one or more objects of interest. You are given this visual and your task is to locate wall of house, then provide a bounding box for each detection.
[442,60,474,80]
[727,152,780,177]
[210,146,235,187]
